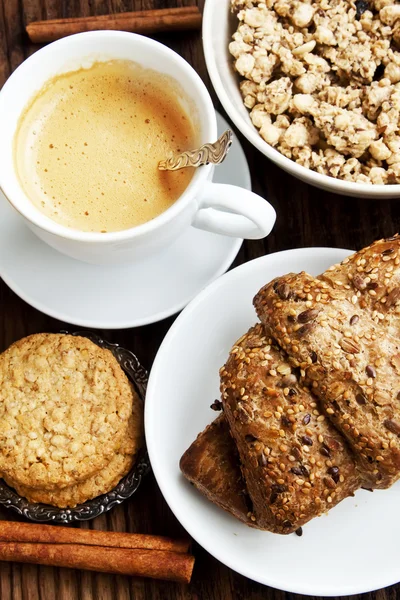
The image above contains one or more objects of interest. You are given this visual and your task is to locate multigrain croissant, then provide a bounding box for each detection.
[179,415,253,526]
[181,326,360,533]
[255,269,400,490]
[321,235,400,339]
[219,324,360,533]
[254,236,400,489]
[181,236,400,533]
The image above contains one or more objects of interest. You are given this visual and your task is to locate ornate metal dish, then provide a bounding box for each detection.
[0,331,150,523]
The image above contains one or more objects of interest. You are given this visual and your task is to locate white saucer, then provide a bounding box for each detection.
[146,247,400,596]
[0,112,246,329]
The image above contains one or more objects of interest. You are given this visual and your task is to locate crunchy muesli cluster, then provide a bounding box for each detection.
[230,0,400,184]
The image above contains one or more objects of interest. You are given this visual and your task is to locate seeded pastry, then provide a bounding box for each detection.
[180,415,254,526]
[220,324,359,534]
[254,272,400,489]
[321,235,400,338]
[0,334,134,490]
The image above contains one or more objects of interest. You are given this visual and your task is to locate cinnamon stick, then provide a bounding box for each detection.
[26,7,202,44]
[0,542,195,583]
[0,522,190,554]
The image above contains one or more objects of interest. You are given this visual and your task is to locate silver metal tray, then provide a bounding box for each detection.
[0,331,150,523]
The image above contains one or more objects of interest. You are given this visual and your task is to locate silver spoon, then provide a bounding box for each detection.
[158,130,233,171]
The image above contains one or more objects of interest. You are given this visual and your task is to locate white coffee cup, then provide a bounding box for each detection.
[0,31,276,265]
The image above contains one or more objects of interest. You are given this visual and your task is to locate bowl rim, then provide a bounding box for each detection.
[202,0,400,197]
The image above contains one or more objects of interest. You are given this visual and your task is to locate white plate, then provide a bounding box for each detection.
[146,247,400,596]
[0,112,245,329]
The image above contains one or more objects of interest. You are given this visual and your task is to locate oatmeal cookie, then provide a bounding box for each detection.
[0,334,133,490]
[5,403,144,508]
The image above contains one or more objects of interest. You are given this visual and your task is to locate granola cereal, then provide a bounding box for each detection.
[229,0,400,183]
[0,334,134,491]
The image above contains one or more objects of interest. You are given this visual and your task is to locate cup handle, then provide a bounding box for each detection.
[192,181,276,239]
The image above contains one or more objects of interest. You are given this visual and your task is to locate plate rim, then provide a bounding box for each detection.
[144,247,400,596]
[0,237,243,329]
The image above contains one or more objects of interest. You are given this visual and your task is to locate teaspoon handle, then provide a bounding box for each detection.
[158,129,233,171]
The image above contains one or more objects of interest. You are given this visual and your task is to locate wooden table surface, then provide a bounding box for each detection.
[1,0,400,598]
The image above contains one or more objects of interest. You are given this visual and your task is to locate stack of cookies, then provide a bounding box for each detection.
[0,334,143,508]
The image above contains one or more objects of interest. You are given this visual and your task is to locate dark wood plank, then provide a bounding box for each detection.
[0,0,399,598]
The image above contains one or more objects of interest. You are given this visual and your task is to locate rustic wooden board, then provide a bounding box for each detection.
[0,0,400,598]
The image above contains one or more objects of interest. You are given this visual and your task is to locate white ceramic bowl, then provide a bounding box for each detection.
[202,0,400,199]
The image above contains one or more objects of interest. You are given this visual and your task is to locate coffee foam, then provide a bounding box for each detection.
[14,60,196,233]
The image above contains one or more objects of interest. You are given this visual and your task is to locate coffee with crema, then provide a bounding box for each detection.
[14,60,197,233]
